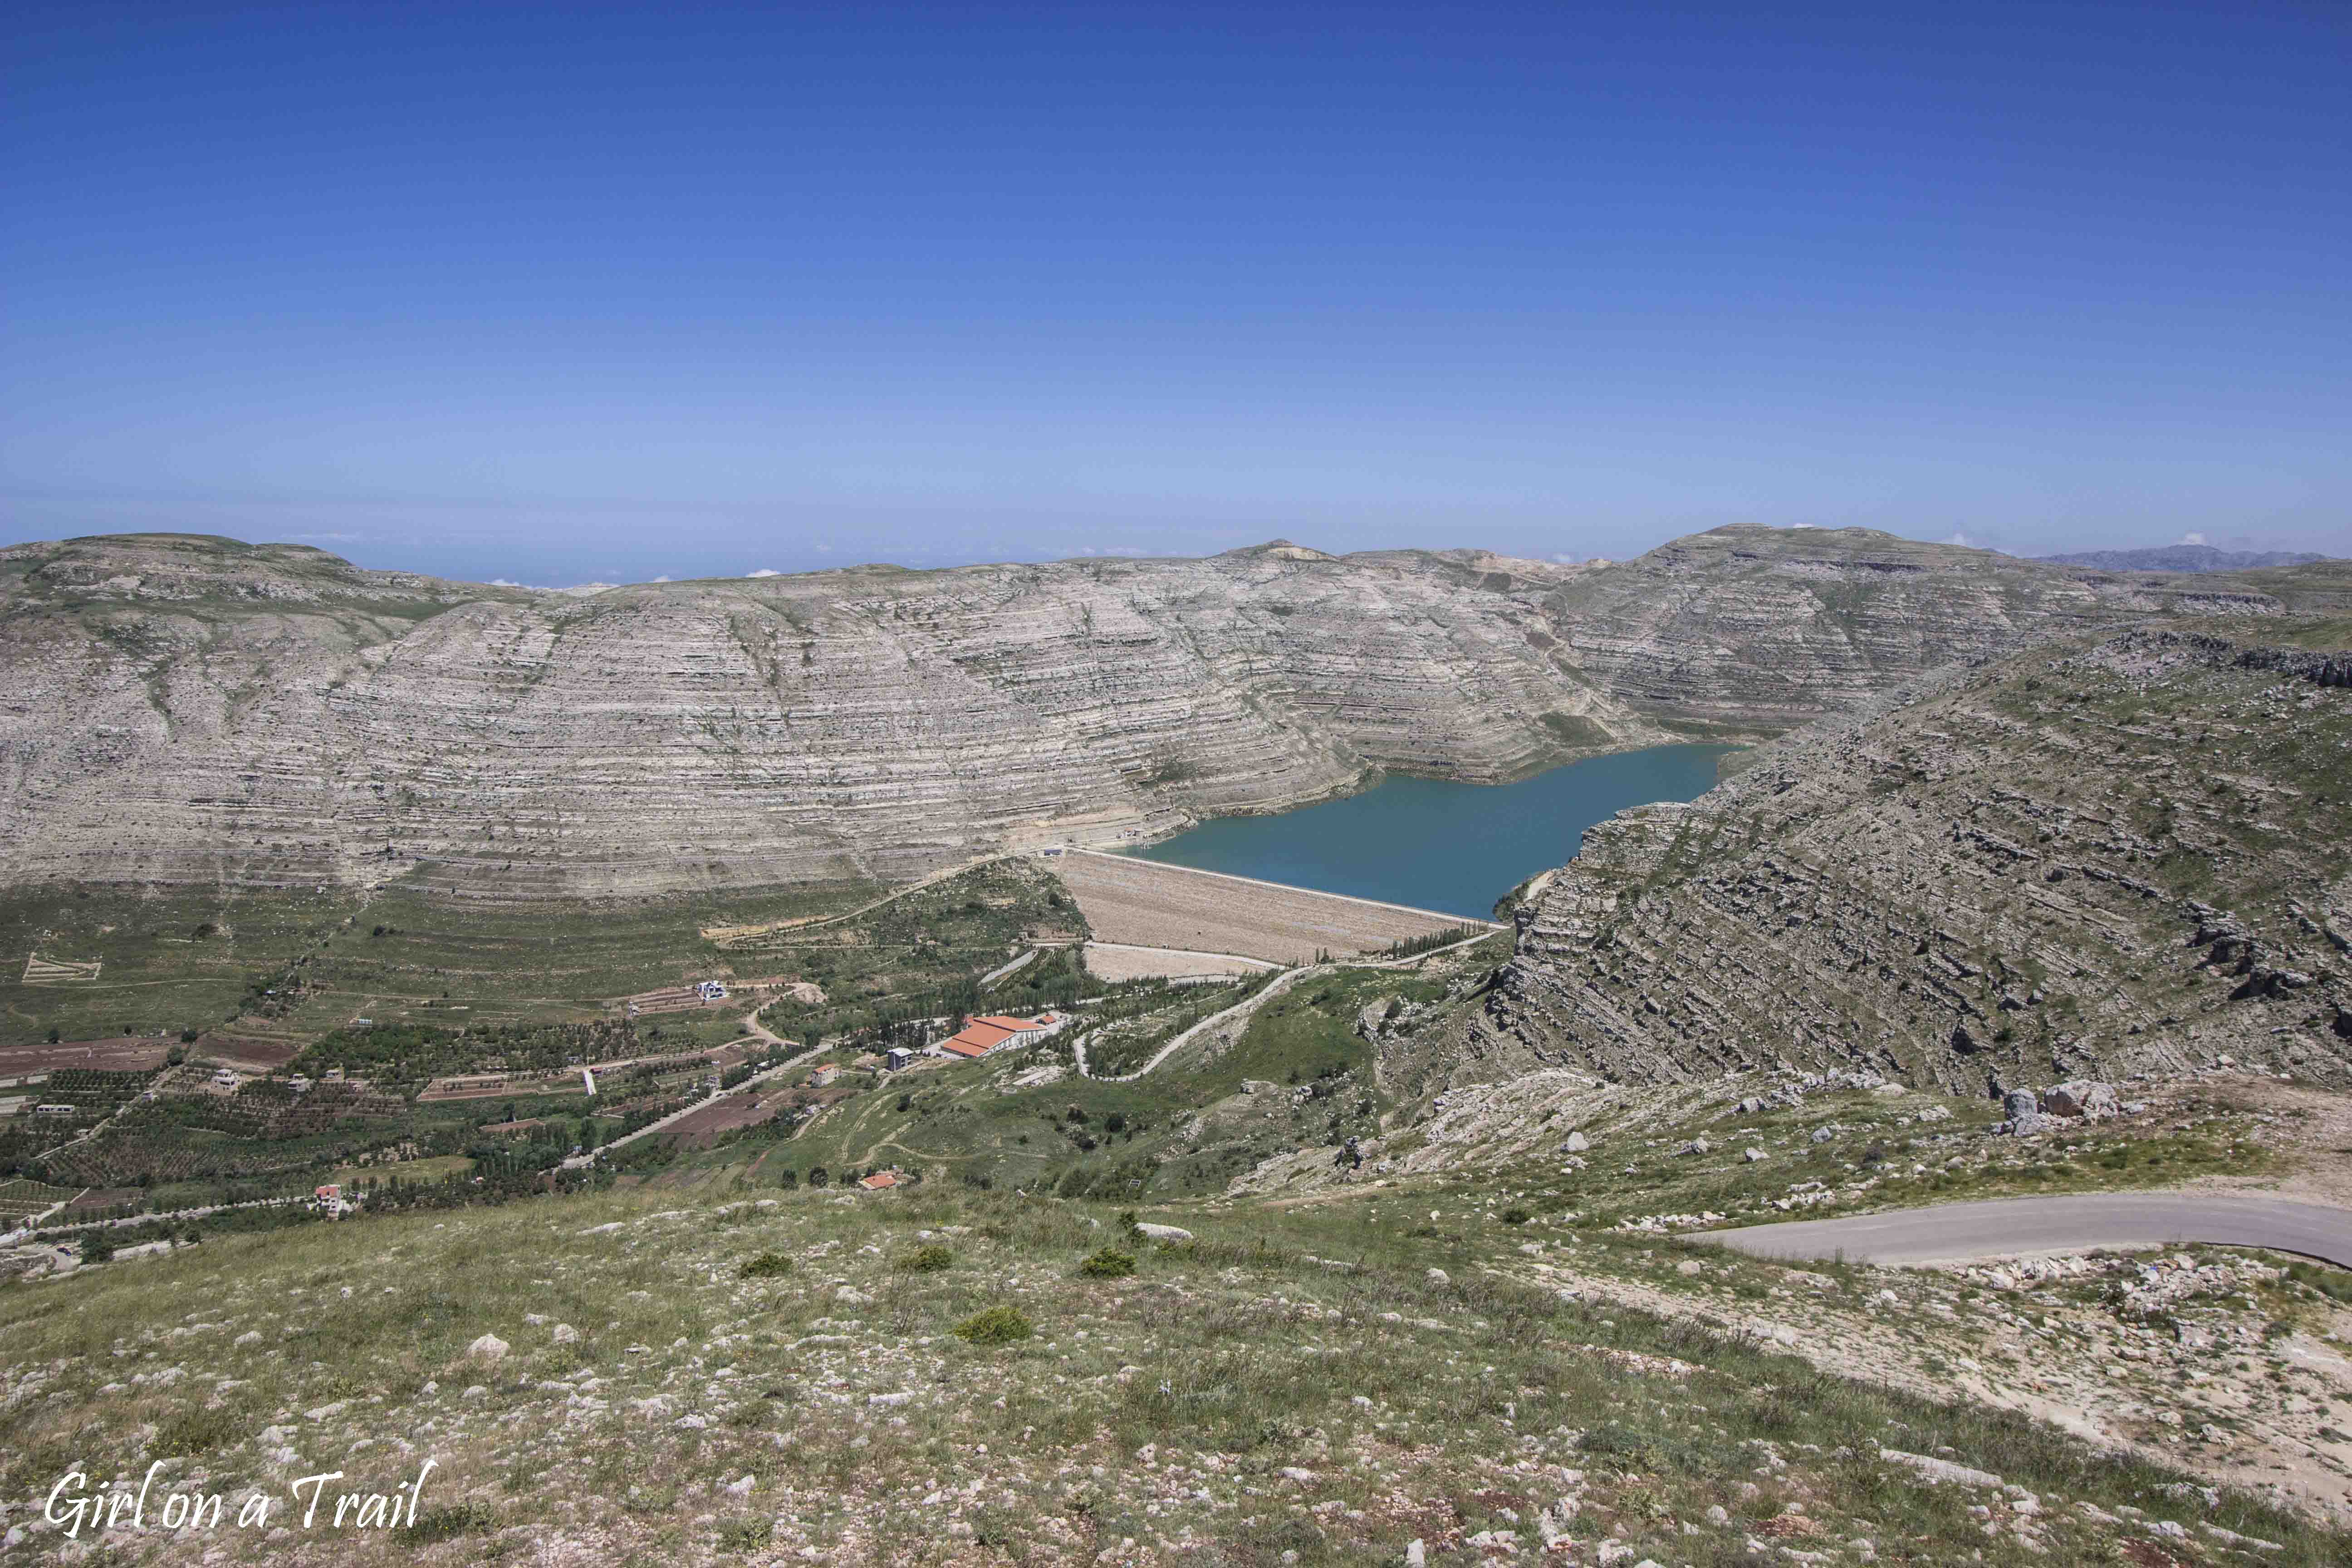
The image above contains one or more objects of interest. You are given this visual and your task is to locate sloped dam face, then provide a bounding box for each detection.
[1123,743,1738,920]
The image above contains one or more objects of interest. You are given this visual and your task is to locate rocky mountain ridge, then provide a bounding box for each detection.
[1431,620,2352,1099]
[2,526,2342,897]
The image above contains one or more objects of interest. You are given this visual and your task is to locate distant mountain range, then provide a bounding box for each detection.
[3,524,2347,898]
[2038,544,2331,572]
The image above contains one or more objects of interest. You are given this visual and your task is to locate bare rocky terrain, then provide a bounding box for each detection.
[7,527,2342,901]
[1417,621,2352,1100]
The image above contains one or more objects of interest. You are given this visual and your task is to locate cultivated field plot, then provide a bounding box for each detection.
[0,1037,170,1078]
[1079,941,1277,983]
[1051,850,1486,964]
[656,1089,794,1148]
[194,1030,303,1070]
[0,1178,78,1220]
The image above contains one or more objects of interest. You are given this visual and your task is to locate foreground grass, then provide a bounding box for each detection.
[3,1181,2343,1566]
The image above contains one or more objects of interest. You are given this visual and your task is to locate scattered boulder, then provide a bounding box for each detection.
[1134,1222,1193,1243]
[466,1333,510,1363]
[2001,1088,2039,1122]
[2040,1080,2119,1121]
[551,1323,580,1344]
[1560,1131,1590,1154]
[1878,1448,2003,1490]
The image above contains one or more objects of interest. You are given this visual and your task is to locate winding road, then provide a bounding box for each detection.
[1699,1192,2352,1270]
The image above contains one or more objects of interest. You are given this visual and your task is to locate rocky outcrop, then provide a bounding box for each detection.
[0,535,1637,896]
[1531,524,2312,738]
[1467,623,2352,1091]
[0,527,2330,898]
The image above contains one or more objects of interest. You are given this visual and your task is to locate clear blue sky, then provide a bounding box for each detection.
[5,2,2347,584]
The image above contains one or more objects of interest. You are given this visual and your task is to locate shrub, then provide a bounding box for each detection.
[899,1244,953,1273]
[738,1251,794,1279]
[953,1304,1033,1345]
[1079,1247,1137,1279]
[152,1405,236,1456]
[1501,1207,1531,1225]
[409,1500,500,1542]
[717,1518,773,1550]
[1580,1423,1668,1471]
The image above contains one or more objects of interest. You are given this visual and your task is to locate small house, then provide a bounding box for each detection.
[883,1048,914,1071]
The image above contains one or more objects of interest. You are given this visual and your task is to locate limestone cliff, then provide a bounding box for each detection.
[1454,622,2352,1095]
[0,527,2334,897]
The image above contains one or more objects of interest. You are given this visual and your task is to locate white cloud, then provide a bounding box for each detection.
[2178,532,2208,546]
[745,567,781,578]
[652,574,672,583]
[1942,532,1977,548]
[489,578,522,587]
[1789,522,1817,529]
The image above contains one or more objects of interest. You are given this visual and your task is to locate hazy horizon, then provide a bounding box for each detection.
[15,518,2338,595]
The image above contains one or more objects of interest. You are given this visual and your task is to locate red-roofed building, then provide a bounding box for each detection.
[859,1171,899,1190]
[936,1011,1065,1059]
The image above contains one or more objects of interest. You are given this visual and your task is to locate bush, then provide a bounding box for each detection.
[738,1251,794,1279]
[952,1304,1033,1345]
[716,1518,773,1550]
[1079,1247,1137,1279]
[1501,1207,1531,1225]
[152,1405,236,1456]
[409,1500,500,1542]
[898,1244,953,1273]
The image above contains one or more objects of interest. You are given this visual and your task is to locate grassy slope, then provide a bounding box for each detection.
[5,1180,2342,1566]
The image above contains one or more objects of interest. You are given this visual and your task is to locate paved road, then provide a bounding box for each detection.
[1698,1192,2352,1270]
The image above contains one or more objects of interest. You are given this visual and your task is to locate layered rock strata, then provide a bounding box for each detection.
[0,528,2333,898]
[1455,624,2352,1094]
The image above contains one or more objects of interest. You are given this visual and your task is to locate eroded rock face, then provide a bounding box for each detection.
[1534,525,2329,737]
[0,527,2332,898]
[0,537,1630,895]
[1467,626,2352,1089]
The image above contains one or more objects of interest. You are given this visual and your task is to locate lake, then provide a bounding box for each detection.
[1124,744,1739,920]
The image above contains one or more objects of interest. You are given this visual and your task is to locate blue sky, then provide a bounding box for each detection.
[5,2,2347,584]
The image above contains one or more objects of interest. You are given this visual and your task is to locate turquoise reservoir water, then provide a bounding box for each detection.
[1125,744,1738,920]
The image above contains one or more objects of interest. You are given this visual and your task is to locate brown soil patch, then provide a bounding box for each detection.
[660,1091,794,1148]
[0,1038,170,1076]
